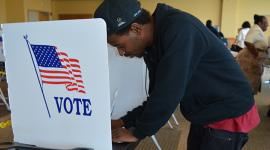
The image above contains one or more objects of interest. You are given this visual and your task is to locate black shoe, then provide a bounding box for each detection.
[267,109,270,117]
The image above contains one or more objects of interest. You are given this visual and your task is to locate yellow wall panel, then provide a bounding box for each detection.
[52,0,221,27]
[0,0,7,24]
[236,0,270,39]
[24,0,52,21]
[6,0,25,23]
[221,0,238,38]
[52,0,102,20]
[3,0,52,23]
[141,0,222,27]
[3,0,269,39]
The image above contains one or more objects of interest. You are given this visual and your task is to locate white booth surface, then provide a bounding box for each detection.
[108,45,147,119]
[2,19,112,150]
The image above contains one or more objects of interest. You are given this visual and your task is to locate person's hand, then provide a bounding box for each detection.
[111,119,124,130]
[112,128,138,143]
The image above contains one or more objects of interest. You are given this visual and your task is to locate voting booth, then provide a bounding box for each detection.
[2,18,149,149]
[108,44,147,120]
[2,19,112,150]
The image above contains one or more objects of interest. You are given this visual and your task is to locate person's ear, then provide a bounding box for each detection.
[130,23,143,35]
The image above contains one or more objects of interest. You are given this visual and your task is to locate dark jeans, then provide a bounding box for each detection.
[187,124,248,150]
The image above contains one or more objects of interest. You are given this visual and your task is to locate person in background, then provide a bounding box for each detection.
[236,21,251,49]
[95,1,260,149]
[245,14,268,52]
[206,19,220,38]
[244,14,270,117]
[231,21,251,53]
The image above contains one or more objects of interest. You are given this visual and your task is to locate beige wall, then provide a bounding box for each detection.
[2,0,52,23]
[0,0,7,24]
[2,0,270,39]
[24,0,52,21]
[52,0,102,20]
[142,0,270,38]
[236,0,270,39]
[141,0,222,27]
[141,0,270,38]
[5,0,25,23]
[221,0,238,38]
[52,0,221,27]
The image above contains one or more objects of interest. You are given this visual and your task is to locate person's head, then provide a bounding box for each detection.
[219,32,224,38]
[94,0,153,58]
[241,21,251,29]
[254,14,268,32]
[206,20,212,27]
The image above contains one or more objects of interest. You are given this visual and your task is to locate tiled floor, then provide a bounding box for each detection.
[243,67,270,150]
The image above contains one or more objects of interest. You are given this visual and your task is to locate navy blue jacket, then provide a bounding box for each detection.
[122,3,254,139]
[207,25,220,38]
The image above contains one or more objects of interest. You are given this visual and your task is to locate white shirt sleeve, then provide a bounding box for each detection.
[245,25,265,44]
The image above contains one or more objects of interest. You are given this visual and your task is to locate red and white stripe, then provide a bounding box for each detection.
[38,51,86,94]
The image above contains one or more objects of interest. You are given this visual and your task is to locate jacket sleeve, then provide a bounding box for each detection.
[120,101,147,128]
[132,21,208,139]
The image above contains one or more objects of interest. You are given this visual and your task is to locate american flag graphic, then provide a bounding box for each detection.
[30,44,86,94]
